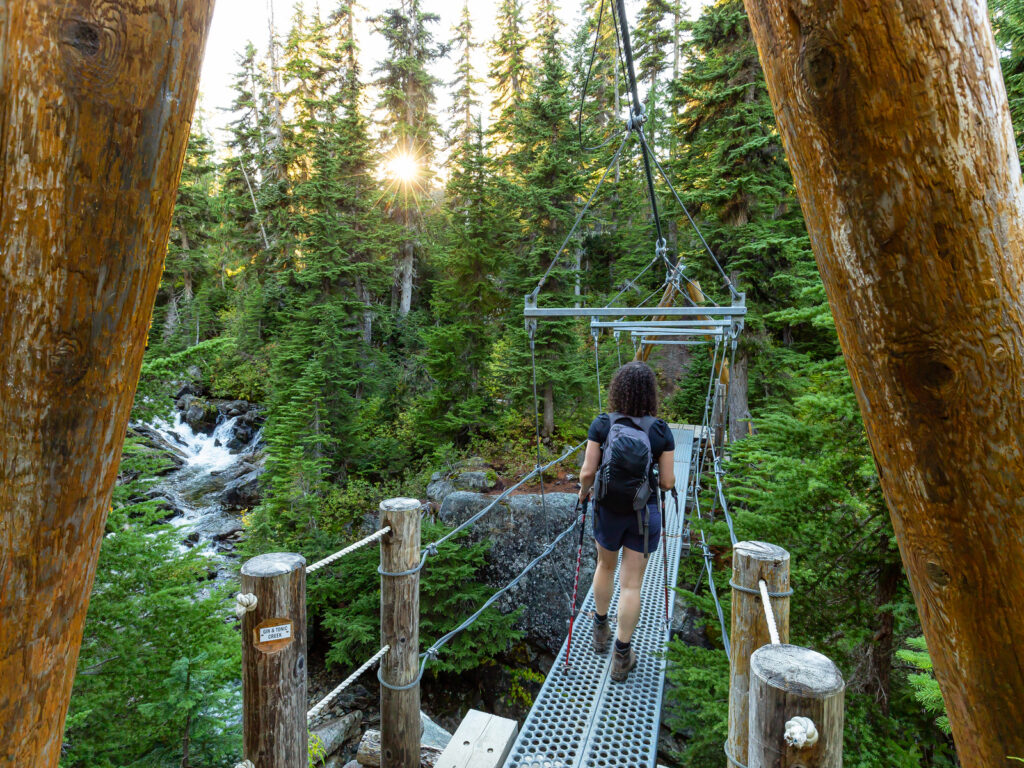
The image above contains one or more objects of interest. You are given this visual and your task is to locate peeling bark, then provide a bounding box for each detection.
[742,0,1024,762]
[0,2,215,764]
[728,346,750,442]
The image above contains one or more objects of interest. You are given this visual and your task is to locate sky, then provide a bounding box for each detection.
[196,0,711,142]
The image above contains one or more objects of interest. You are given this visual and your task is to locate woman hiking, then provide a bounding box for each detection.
[577,361,675,682]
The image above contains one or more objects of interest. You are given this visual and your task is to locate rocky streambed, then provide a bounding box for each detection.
[129,391,266,566]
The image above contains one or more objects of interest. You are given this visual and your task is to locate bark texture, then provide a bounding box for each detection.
[741,0,1024,762]
[748,644,844,768]
[728,542,790,768]
[380,498,422,768]
[0,2,214,764]
[241,554,308,768]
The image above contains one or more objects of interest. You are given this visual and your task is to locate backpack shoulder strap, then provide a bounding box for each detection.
[636,415,657,433]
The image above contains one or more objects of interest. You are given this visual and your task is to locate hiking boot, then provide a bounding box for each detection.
[592,618,611,654]
[610,646,637,682]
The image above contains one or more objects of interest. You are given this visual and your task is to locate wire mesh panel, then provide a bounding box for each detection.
[504,427,695,768]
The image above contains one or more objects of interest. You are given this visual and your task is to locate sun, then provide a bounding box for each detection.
[387,152,420,184]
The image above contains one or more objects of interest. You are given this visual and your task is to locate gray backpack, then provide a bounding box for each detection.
[594,412,656,514]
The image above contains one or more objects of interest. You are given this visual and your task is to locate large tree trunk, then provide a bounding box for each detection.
[742,0,1024,762]
[0,2,214,765]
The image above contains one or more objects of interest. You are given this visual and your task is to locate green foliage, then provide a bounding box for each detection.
[62,441,240,767]
[309,522,521,676]
[897,636,952,736]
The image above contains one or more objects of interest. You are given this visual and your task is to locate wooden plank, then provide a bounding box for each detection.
[438,710,518,768]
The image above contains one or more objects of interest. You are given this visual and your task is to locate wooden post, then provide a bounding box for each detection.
[728,542,790,768]
[380,498,422,768]
[748,644,844,768]
[740,0,1024,760]
[241,554,308,768]
[0,3,215,765]
[712,381,727,449]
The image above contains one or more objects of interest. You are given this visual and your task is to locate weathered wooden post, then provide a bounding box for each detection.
[728,542,790,768]
[240,554,308,768]
[0,2,215,764]
[379,498,423,768]
[748,644,845,768]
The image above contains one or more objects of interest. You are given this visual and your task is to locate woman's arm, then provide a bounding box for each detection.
[578,440,602,501]
[658,450,676,490]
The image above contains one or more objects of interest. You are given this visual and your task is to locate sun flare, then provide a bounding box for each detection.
[387,152,420,184]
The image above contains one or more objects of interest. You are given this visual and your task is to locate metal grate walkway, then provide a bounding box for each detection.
[504,426,696,768]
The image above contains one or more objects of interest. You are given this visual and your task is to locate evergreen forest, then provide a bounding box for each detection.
[59,0,1024,765]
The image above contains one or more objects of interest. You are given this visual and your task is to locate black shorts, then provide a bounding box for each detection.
[593,500,661,554]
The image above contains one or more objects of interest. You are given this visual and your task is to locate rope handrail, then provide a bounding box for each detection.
[758,580,781,646]
[380,508,587,691]
[306,526,393,575]
[307,645,390,724]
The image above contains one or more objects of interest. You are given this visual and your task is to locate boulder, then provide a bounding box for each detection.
[438,491,593,655]
[184,401,217,435]
[220,468,262,510]
[426,478,455,503]
[451,470,497,493]
[419,711,452,751]
[218,399,251,418]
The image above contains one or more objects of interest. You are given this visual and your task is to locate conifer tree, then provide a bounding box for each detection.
[252,0,394,551]
[373,0,445,316]
[489,0,592,436]
[413,9,504,448]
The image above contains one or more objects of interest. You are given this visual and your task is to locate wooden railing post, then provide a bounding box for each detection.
[727,542,790,768]
[748,644,844,768]
[380,498,422,768]
[240,553,308,768]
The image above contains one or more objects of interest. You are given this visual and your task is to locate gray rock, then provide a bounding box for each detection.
[451,470,496,493]
[221,468,262,510]
[426,478,456,503]
[420,711,452,751]
[438,491,593,655]
[184,402,216,435]
[218,399,251,418]
[671,598,712,649]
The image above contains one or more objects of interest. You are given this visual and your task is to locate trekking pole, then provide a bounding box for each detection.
[564,497,588,669]
[660,488,670,629]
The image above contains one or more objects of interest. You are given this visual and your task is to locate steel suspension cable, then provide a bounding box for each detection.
[532,133,631,297]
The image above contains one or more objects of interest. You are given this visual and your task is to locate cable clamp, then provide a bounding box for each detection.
[425,542,439,557]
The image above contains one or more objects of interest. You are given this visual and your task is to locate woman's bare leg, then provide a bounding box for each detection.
[593,541,618,617]
[616,547,649,643]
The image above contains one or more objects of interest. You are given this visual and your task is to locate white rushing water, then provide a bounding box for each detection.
[140,411,263,553]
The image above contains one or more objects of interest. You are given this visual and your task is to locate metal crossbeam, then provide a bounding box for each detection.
[637,338,709,346]
[593,319,733,329]
[504,427,695,768]
[523,306,746,318]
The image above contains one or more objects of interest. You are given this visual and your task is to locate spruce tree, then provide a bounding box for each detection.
[373,0,445,317]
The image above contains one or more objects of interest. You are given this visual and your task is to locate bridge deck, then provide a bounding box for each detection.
[503,425,696,768]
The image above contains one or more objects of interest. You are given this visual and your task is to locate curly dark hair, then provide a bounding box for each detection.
[607,361,658,417]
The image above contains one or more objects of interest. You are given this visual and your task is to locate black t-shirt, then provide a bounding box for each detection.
[587,413,675,458]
